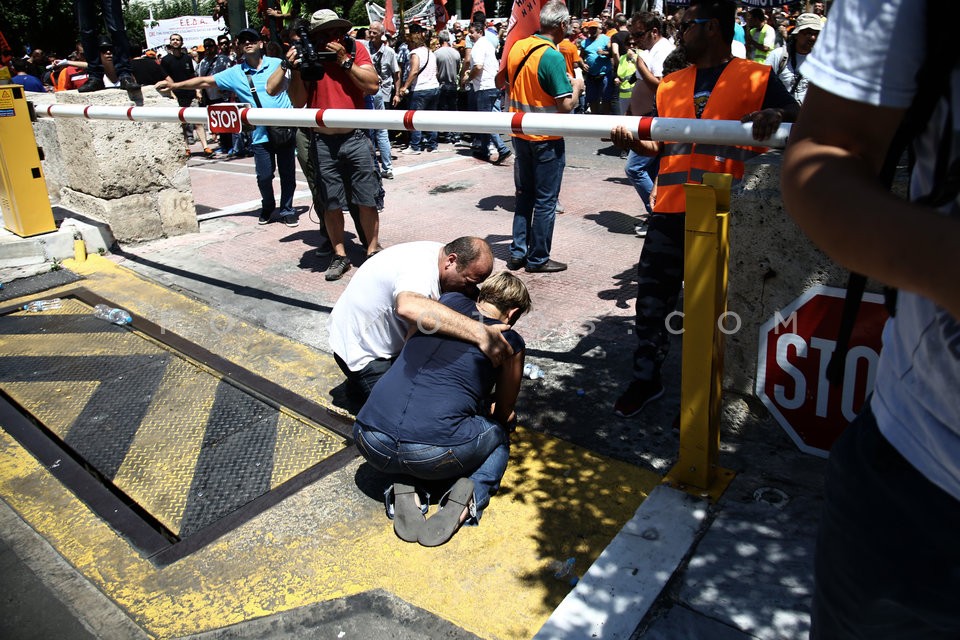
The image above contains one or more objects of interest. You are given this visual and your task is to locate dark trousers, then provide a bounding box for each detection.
[811,403,960,639]
[76,0,133,78]
[334,353,393,402]
[630,213,685,382]
[296,129,367,247]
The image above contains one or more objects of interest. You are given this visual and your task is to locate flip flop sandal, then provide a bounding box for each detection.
[418,478,475,548]
[391,483,426,543]
[383,484,429,520]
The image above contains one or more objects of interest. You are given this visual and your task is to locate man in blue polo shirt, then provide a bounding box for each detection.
[156,28,298,227]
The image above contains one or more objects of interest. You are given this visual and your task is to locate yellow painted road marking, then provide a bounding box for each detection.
[0,256,660,639]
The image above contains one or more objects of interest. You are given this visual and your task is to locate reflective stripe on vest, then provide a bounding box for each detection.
[653,58,770,214]
[507,36,562,141]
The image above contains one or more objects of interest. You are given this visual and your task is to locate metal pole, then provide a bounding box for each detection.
[664,174,735,501]
[37,104,792,149]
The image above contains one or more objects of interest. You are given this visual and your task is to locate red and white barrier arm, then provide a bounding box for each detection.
[39,104,791,149]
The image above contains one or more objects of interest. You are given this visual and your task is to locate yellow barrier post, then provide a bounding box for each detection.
[0,85,56,237]
[664,173,735,500]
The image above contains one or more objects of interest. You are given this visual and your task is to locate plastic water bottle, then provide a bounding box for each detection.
[93,304,132,325]
[23,298,63,312]
[523,363,544,380]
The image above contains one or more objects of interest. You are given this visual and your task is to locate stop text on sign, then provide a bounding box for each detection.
[755,286,889,458]
[207,104,242,134]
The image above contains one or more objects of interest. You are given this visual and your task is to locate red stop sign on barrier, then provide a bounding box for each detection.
[755,286,890,457]
[207,104,242,134]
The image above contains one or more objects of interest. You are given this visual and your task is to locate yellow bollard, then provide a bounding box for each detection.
[0,85,56,237]
[73,234,87,262]
[663,173,735,501]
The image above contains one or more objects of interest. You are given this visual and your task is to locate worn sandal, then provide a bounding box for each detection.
[383,484,429,520]
[390,483,426,543]
[418,478,475,547]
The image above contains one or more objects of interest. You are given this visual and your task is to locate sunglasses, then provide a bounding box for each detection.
[679,18,711,33]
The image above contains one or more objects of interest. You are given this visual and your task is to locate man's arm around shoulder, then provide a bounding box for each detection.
[395,292,513,366]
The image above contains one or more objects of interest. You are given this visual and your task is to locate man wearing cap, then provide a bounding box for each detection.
[579,19,614,114]
[277,9,381,282]
[765,13,821,104]
[609,0,799,418]
[157,28,298,227]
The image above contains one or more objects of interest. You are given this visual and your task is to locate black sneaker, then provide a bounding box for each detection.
[118,75,140,91]
[324,255,351,281]
[506,256,526,271]
[635,219,649,238]
[258,210,273,225]
[381,169,394,179]
[77,77,105,93]
[281,213,298,227]
[614,378,665,418]
[494,148,512,164]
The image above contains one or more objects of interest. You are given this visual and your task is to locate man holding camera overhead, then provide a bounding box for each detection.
[156,28,298,228]
[275,9,382,282]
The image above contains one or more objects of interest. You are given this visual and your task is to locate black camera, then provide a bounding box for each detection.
[295,26,357,81]
[295,25,334,81]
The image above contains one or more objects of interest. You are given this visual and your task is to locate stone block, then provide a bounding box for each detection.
[30,87,197,244]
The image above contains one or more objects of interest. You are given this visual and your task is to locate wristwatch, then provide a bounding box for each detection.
[280,59,289,71]
[340,57,354,71]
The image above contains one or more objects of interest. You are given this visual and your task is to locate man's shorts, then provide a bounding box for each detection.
[174,90,196,109]
[312,129,381,212]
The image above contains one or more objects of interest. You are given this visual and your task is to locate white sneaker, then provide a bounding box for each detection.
[402,148,422,155]
[487,144,499,163]
[635,219,649,238]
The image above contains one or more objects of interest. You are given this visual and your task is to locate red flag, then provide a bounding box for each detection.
[613,0,622,13]
[434,0,448,31]
[498,0,544,72]
[385,0,396,34]
[472,0,486,19]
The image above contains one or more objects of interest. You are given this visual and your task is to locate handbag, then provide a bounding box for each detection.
[246,72,296,151]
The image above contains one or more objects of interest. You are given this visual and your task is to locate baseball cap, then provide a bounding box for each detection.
[794,13,823,34]
[583,20,600,28]
[309,9,352,33]
[236,28,260,42]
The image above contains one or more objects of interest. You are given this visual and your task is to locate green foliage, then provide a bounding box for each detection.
[348,0,374,27]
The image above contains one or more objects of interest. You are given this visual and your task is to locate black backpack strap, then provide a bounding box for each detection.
[828,0,957,386]
[511,43,550,86]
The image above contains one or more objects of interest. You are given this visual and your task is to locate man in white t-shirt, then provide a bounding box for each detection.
[625,11,675,237]
[783,0,960,636]
[328,236,511,402]
[464,22,512,163]
[765,12,821,104]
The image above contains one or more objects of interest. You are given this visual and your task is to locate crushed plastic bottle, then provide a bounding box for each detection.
[23,298,63,312]
[93,303,133,325]
[523,363,544,380]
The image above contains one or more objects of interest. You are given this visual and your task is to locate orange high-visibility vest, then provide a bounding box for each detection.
[654,58,770,214]
[507,35,561,142]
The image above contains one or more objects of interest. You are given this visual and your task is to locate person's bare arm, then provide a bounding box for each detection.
[491,349,524,427]
[555,75,585,114]
[782,85,960,318]
[634,54,660,92]
[395,292,514,366]
[394,52,421,106]
[156,75,218,93]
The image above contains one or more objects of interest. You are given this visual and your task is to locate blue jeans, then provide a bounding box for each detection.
[438,82,460,141]
[469,88,510,156]
[409,87,439,151]
[368,92,392,171]
[251,141,296,216]
[354,420,510,523]
[511,137,565,268]
[625,150,659,211]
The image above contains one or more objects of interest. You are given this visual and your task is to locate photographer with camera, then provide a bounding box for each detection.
[271,9,381,281]
[157,28,298,227]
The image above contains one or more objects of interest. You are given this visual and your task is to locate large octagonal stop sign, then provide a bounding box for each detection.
[756,286,890,457]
